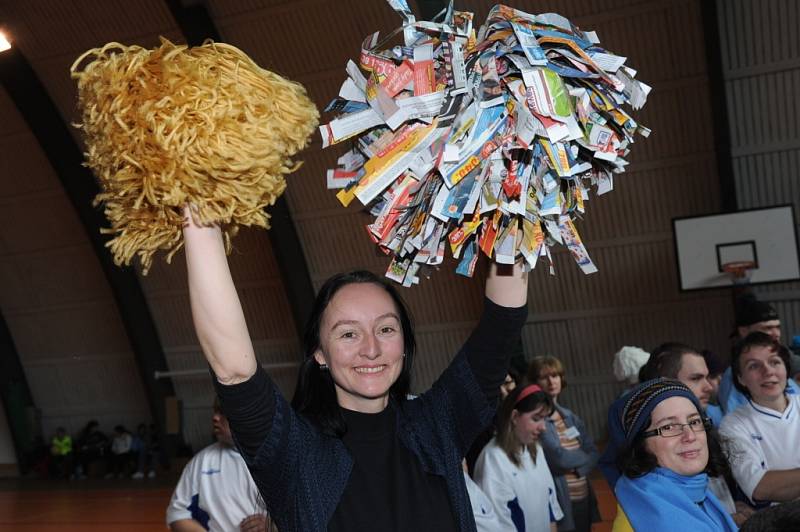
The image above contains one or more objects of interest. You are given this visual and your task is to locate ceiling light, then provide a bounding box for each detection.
[0,31,11,52]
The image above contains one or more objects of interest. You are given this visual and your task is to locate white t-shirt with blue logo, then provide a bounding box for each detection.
[720,394,800,504]
[474,440,563,532]
[167,442,264,531]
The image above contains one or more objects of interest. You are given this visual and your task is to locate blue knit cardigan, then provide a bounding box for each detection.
[216,300,528,532]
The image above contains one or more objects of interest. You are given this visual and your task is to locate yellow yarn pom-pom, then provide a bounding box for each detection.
[71,37,319,273]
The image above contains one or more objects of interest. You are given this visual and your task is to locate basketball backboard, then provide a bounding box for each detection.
[672,205,800,291]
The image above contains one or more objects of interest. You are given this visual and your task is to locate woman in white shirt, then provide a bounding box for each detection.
[720,331,800,505]
[474,384,563,532]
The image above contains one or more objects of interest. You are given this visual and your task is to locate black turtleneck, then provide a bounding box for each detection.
[327,403,458,532]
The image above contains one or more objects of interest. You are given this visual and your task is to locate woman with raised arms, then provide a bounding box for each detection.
[183,208,530,532]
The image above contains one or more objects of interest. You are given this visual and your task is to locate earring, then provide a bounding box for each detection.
[402,353,406,358]
[319,363,328,371]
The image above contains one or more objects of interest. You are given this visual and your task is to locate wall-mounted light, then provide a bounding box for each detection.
[0,31,11,52]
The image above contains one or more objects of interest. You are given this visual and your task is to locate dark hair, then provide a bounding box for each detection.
[731,331,791,398]
[495,384,552,467]
[617,418,730,479]
[701,349,725,378]
[527,355,567,389]
[291,270,416,437]
[638,342,699,382]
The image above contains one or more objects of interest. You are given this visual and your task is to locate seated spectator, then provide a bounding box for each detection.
[600,343,714,488]
[131,423,156,479]
[75,420,109,479]
[474,384,563,532]
[49,427,73,479]
[624,343,746,521]
[167,400,273,532]
[718,295,800,414]
[789,344,800,386]
[720,332,800,505]
[528,356,600,532]
[614,378,737,531]
[598,346,648,486]
[612,346,649,389]
[463,460,502,532]
[701,350,725,427]
[466,341,525,476]
[106,425,134,479]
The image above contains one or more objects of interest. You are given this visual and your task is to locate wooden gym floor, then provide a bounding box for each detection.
[0,474,617,531]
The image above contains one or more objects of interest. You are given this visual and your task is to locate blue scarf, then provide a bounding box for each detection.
[615,468,738,532]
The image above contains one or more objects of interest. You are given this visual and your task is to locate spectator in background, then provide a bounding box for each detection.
[718,295,800,414]
[597,346,649,487]
[463,461,503,532]
[528,356,600,532]
[131,423,157,479]
[474,384,563,532]
[789,337,800,385]
[701,350,725,427]
[167,400,272,532]
[465,348,526,475]
[720,332,800,506]
[106,425,134,479]
[612,346,649,389]
[49,427,73,479]
[74,420,108,479]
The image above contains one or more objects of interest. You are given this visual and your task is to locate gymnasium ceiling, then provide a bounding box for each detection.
[0,0,734,447]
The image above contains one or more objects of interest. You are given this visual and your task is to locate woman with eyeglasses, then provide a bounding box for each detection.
[613,378,737,532]
[473,384,564,532]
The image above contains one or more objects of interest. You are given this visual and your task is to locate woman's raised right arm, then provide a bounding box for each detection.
[183,209,278,462]
[183,208,257,384]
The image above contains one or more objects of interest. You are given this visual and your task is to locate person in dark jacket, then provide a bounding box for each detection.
[183,208,530,532]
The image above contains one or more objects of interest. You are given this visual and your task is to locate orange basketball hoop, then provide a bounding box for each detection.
[722,260,756,284]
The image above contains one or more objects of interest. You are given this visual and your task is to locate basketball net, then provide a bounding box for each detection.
[722,261,755,285]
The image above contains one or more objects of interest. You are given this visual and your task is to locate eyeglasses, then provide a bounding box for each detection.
[642,417,711,438]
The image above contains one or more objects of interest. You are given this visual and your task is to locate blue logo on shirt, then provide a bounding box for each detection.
[201,468,221,475]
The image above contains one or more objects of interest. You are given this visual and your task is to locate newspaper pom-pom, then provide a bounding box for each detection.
[321,2,651,286]
[71,38,319,273]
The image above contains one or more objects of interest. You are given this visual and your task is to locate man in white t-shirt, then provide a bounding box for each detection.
[167,401,272,532]
[720,332,800,506]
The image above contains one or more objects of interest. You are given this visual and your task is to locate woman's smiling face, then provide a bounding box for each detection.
[314,282,405,413]
[644,396,709,476]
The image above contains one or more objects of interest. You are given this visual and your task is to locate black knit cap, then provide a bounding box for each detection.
[620,378,703,444]
[735,294,779,327]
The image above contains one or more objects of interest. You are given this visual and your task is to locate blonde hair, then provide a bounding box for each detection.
[71,38,319,273]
